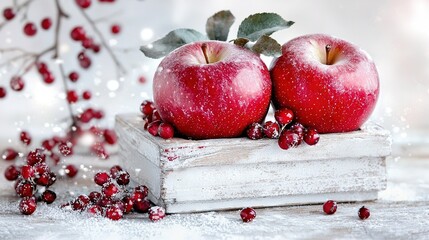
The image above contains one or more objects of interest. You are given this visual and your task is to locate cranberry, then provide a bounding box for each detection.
[23,22,37,36]
[47,172,57,186]
[42,139,56,151]
[140,100,155,117]
[240,207,256,222]
[40,18,52,30]
[138,75,146,84]
[16,180,35,197]
[87,205,103,215]
[70,26,86,41]
[49,153,60,166]
[2,148,19,161]
[147,121,161,136]
[33,162,49,175]
[35,172,50,186]
[72,195,91,210]
[109,165,123,178]
[105,206,123,220]
[20,131,32,145]
[122,196,134,214]
[289,122,306,144]
[152,110,161,122]
[111,24,121,34]
[102,183,118,197]
[58,142,73,156]
[263,121,280,139]
[131,186,148,202]
[19,196,37,215]
[97,196,113,208]
[89,191,102,203]
[67,90,79,103]
[42,72,55,84]
[76,0,92,9]
[246,123,264,140]
[78,53,92,69]
[65,164,78,178]
[323,200,337,215]
[278,130,300,150]
[91,44,101,53]
[82,90,92,100]
[27,149,46,166]
[133,199,151,213]
[158,123,174,139]
[21,165,34,180]
[41,190,56,204]
[79,108,94,123]
[149,206,166,221]
[113,200,125,212]
[68,71,79,82]
[91,143,109,159]
[304,128,320,146]
[94,172,110,186]
[10,76,24,91]
[0,86,6,98]
[275,108,294,126]
[358,206,370,220]
[93,110,104,119]
[81,37,93,48]
[4,165,20,181]
[37,62,49,74]
[103,129,117,145]
[3,8,15,20]
[115,171,130,186]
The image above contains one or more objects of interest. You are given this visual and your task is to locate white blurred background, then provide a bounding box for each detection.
[0,0,428,156]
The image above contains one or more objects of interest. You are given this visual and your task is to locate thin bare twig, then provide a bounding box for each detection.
[0,0,35,30]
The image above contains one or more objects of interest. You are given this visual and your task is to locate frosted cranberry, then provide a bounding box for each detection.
[41,190,56,204]
[323,200,337,215]
[122,196,133,214]
[82,37,93,49]
[152,110,161,122]
[65,164,78,178]
[68,72,79,82]
[115,171,130,186]
[103,129,117,145]
[240,207,256,222]
[89,191,102,203]
[42,139,56,151]
[147,121,161,136]
[140,100,155,117]
[20,131,32,145]
[82,90,92,100]
[105,206,123,220]
[72,195,90,210]
[27,149,46,166]
[246,123,263,140]
[109,165,122,178]
[102,183,118,197]
[21,165,34,180]
[70,26,86,41]
[358,206,370,220]
[4,165,20,181]
[304,128,320,146]
[289,122,305,140]
[35,172,50,186]
[138,75,146,84]
[41,18,52,30]
[23,22,37,36]
[278,130,300,150]
[133,199,151,213]
[42,72,55,84]
[91,143,109,159]
[94,172,110,186]
[149,206,166,221]
[58,142,73,156]
[19,196,37,215]
[87,205,103,215]
[16,180,35,197]
[33,162,49,175]
[263,121,280,139]
[47,172,57,186]
[67,90,79,103]
[113,200,125,212]
[111,24,121,34]
[2,148,19,160]
[10,76,24,91]
[76,0,91,8]
[97,196,113,208]
[275,108,294,126]
[158,123,174,139]
[3,8,15,20]
[0,86,6,98]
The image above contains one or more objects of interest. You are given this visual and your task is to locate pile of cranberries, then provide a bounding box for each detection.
[61,165,165,221]
[246,108,320,150]
[140,100,175,140]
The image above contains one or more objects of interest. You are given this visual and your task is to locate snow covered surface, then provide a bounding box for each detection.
[0,156,428,239]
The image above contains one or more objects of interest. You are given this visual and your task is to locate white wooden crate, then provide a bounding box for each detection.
[115,114,391,213]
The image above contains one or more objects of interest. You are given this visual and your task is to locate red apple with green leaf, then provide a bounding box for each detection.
[270,34,379,133]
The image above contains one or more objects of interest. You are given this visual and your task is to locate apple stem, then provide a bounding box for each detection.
[201,43,210,64]
[325,44,332,65]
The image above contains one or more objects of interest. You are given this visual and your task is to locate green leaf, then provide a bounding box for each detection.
[251,35,282,57]
[206,10,235,41]
[232,38,250,47]
[140,28,208,59]
[237,13,294,41]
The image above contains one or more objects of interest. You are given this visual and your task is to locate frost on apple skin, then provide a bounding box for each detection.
[153,41,272,140]
[271,34,379,133]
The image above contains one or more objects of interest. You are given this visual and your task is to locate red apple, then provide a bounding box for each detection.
[153,41,271,139]
[270,34,379,133]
